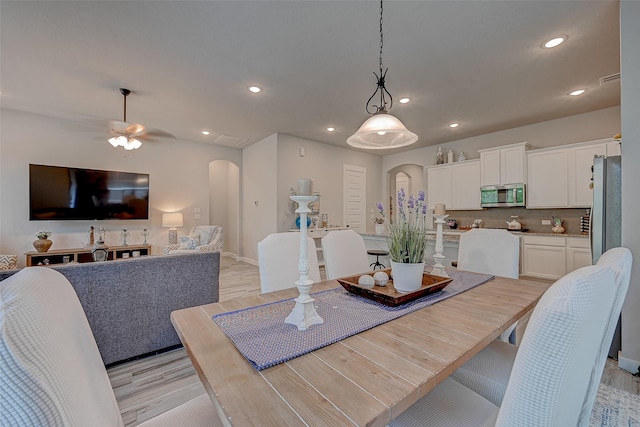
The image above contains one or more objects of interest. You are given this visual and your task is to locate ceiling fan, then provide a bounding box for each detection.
[107,88,174,150]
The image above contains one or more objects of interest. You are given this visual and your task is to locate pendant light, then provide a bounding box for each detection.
[347,0,418,150]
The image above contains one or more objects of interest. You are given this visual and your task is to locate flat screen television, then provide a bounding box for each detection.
[29,164,149,220]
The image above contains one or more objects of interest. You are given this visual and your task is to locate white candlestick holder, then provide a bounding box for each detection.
[285,195,324,331]
[431,214,449,278]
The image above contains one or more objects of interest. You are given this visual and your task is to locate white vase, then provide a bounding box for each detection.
[375,223,385,235]
[391,261,425,293]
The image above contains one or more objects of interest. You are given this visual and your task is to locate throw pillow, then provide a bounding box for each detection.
[190,227,212,245]
[178,235,200,250]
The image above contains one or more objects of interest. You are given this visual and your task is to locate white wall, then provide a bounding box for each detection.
[241,134,278,263]
[276,134,382,234]
[209,160,240,256]
[620,1,640,374]
[0,109,242,265]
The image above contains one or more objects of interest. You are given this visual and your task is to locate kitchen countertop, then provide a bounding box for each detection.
[361,230,588,243]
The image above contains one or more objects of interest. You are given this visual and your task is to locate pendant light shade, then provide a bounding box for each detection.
[347,0,417,150]
[347,113,418,149]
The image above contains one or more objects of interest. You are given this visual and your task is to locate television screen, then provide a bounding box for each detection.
[29,164,149,220]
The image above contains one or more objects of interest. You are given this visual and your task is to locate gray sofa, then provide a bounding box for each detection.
[0,251,220,365]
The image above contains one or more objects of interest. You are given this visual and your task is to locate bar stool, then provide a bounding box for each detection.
[367,249,389,270]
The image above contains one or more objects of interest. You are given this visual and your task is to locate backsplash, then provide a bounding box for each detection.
[444,207,589,235]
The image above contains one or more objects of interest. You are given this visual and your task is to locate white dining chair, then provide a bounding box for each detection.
[0,267,223,427]
[449,247,632,421]
[389,264,617,427]
[321,229,371,280]
[457,228,520,343]
[257,232,321,293]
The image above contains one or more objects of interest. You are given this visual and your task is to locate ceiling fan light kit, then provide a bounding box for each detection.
[347,0,417,150]
[108,88,144,150]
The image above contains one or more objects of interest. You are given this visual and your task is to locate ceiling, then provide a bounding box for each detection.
[0,1,621,154]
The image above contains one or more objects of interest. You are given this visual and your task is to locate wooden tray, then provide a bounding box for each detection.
[336,268,453,307]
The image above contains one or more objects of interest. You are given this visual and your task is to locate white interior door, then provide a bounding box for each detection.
[343,164,366,232]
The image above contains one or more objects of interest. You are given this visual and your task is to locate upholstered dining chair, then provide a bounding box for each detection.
[164,225,223,255]
[0,267,223,427]
[457,228,520,343]
[257,232,321,293]
[0,254,18,270]
[389,264,617,427]
[449,247,632,426]
[321,229,371,280]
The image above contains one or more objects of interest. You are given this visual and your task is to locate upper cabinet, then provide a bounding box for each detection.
[478,142,530,186]
[527,138,619,209]
[427,160,481,210]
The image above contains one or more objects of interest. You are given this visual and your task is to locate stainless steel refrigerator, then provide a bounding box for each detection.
[591,155,622,358]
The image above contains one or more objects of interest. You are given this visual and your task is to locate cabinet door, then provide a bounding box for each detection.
[427,166,452,210]
[568,143,606,207]
[452,161,481,210]
[522,245,566,279]
[501,145,526,184]
[527,149,568,208]
[566,247,592,272]
[480,150,501,186]
[607,140,621,156]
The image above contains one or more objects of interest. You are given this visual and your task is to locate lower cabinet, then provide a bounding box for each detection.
[522,235,591,279]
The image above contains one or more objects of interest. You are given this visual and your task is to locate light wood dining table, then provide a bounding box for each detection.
[171,275,551,427]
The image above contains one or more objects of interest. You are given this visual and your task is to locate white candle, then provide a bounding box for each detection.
[298,179,313,196]
[434,203,446,215]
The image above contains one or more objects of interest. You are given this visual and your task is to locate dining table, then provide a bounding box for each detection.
[170,272,551,427]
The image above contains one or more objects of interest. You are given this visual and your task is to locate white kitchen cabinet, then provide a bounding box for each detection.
[607,139,622,156]
[527,148,569,208]
[427,160,481,210]
[451,160,481,210]
[479,142,529,186]
[522,235,590,279]
[568,143,607,207]
[427,165,452,210]
[566,237,592,271]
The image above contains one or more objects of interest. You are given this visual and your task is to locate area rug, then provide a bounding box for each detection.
[591,383,640,426]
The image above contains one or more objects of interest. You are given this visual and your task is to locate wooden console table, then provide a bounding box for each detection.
[25,244,151,266]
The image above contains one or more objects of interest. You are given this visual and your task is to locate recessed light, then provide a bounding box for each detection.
[569,89,586,96]
[248,86,261,93]
[449,123,460,128]
[543,36,567,49]
[326,127,335,132]
[399,97,411,104]
[201,130,211,136]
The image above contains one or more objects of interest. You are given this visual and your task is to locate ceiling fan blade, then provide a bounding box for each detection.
[126,123,146,135]
[142,128,176,139]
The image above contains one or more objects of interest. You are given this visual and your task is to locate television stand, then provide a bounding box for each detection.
[25,244,151,266]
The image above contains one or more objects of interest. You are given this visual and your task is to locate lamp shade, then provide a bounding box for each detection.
[162,212,183,228]
[347,113,418,150]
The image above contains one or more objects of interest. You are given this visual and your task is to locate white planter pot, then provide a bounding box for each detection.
[375,224,385,235]
[390,261,425,293]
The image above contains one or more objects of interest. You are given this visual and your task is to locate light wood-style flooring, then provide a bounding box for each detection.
[107,256,640,426]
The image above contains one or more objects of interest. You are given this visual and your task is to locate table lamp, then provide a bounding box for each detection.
[162,212,183,245]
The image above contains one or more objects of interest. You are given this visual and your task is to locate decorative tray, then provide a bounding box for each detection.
[336,268,453,307]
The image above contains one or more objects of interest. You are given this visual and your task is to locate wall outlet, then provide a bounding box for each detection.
[542,219,551,225]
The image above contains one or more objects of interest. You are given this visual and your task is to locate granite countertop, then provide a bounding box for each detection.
[361,230,588,243]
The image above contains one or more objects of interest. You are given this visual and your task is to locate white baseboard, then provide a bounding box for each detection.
[220,252,258,266]
[618,353,640,374]
[242,257,258,266]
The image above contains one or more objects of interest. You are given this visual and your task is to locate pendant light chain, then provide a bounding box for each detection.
[379,0,384,76]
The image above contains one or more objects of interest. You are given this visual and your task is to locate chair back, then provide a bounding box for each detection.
[191,225,223,246]
[0,254,18,270]
[0,267,124,426]
[577,247,633,426]
[457,229,520,279]
[258,232,321,293]
[496,265,617,426]
[321,229,371,280]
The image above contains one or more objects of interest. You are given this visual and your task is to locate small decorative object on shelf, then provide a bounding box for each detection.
[374,214,385,235]
[142,228,149,244]
[88,226,95,245]
[447,149,454,163]
[33,231,53,253]
[92,231,109,262]
[435,147,444,164]
[431,212,449,278]
[552,216,565,234]
[121,229,129,246]
[458,151,466,162]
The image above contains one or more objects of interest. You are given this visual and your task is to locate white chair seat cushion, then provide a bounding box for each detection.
[450,339,516,406]
[138,393,223,427]
[388,378,498,427]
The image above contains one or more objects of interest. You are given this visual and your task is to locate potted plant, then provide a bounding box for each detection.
[373,216,386,235]
[377,189,429,292]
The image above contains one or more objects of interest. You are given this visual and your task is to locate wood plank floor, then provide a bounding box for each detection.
[108,256,640,426]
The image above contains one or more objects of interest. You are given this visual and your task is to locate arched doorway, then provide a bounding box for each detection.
[209,160,240,257]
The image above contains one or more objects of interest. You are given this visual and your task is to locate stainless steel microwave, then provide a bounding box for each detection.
[480,184,526,207]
